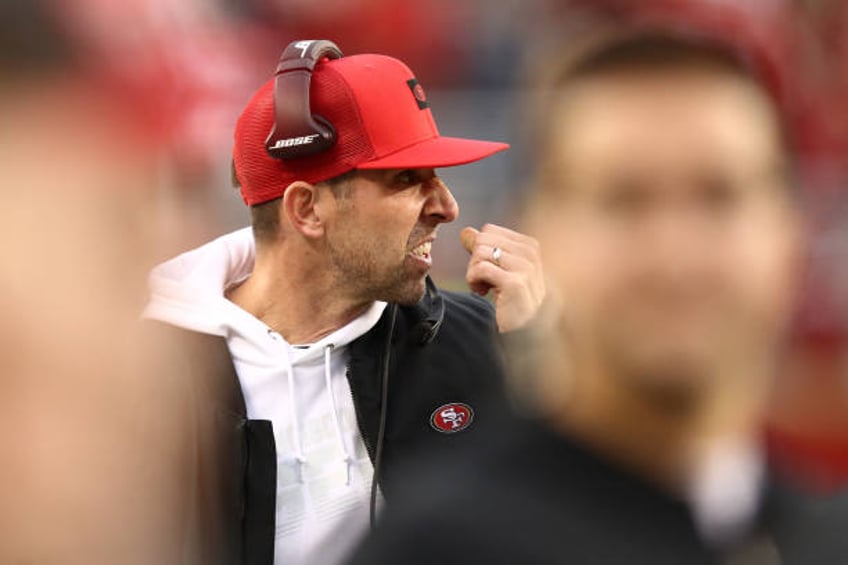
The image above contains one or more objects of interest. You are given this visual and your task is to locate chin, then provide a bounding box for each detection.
[395,279,428,305]
[612,348,716,414]
[373,276,427,306]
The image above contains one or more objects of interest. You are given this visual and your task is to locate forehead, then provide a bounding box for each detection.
[547,69,783,179]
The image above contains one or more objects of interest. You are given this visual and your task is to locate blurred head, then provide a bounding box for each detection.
[527,31,801,409]
[0,2,185,561]
[233,44,506,304]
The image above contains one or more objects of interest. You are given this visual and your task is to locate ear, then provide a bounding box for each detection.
[282,181,325,238]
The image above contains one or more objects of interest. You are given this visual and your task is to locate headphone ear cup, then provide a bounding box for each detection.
[311,114,337,146]
[265,40,343,160]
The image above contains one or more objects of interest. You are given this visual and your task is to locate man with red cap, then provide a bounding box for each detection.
[143,40,544,565]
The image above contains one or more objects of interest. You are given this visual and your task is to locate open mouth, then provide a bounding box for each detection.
[407,240,433,266]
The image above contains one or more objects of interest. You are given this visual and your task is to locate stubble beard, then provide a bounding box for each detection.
[594,309,727,417]
[602,340,713,416]
[326,237,427,306]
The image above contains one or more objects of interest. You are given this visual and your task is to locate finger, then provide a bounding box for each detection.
[459,226,479,255]
[472,254,543,303]
[467,260,544,331]
[469,243,533,274]
[480,223,541,249]
[469,245,546,304]
[469,280,492,297]
[465,255,494,296]
[467,259,531,300]
[472,232,540,266]
[466,259,509,293]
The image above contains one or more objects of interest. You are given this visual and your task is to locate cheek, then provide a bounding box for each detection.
[723,220,797,318]
[374,200,421,243]
[375,217,413,259]
[333,206,401,250]
[350,220,414,271]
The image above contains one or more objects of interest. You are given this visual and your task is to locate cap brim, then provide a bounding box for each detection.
[356,136,509,170]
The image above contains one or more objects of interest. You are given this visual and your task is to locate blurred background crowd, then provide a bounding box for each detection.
[1,0,847,560]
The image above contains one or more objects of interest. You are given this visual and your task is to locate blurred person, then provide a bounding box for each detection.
[0,1,196,563]
[142,39,544,565]
[348,30,848,565]
[547,0,848,492]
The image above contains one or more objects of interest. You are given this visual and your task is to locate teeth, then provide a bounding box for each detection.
[410,241,432,257]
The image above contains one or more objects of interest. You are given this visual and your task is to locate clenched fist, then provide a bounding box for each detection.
[461,224,545,332]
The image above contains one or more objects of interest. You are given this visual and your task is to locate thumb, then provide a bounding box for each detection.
[460,226,479,254]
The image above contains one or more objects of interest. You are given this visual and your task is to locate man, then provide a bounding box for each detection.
[143,40,544,564]
[348,30,848,564]
[0,2,193,563]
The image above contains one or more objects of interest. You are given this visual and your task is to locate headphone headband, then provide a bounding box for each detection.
[265,39,343,160]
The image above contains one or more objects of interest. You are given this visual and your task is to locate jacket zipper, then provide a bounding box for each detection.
[346,365,377,464]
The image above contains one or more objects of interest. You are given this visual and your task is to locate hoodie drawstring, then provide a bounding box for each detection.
[281,343,307,483]
[276,334,355,486]
[324,344,355,485]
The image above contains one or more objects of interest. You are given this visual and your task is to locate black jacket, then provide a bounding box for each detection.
[349,410,848,565]
[146,280,508,565]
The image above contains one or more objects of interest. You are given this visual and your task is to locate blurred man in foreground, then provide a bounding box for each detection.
[0,2,191,563]
[349,30,848,564]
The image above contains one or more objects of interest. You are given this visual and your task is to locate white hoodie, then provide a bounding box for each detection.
[144,227,385,565]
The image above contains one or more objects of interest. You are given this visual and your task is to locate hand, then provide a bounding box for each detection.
[460,224,545,333]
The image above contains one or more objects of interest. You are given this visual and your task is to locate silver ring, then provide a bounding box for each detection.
[491,246,503,267]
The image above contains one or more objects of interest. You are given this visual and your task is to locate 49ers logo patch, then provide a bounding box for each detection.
[430,403,474,434]
[406,78,429,110]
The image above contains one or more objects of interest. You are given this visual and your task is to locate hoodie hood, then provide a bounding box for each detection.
[143,227,387,363]
[144,227,256,337]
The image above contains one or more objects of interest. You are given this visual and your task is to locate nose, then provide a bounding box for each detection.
[639,204,718,281]
[423,176,459,223]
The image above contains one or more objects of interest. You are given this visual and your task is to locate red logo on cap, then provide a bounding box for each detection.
[413,84,426,103]
[430,403,474,433]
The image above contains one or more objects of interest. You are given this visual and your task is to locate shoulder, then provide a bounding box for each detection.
[777,484,848,554]
[434,289,498,340]
[423,288,499,353]
[141,320,233,370]
[139,320,245,413]
[392,287,495,325]
[440,289,495,321]
[386,285,497,347]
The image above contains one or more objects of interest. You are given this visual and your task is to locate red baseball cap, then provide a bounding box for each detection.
[233,53,509,206]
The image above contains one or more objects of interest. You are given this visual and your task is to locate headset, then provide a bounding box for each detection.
[265,39,344,159]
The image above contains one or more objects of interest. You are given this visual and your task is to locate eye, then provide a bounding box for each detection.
[696,175,741,217]
[393,169,419,187]
[600,180,652,218]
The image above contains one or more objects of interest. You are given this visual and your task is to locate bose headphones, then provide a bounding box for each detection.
[265,39,344,159]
